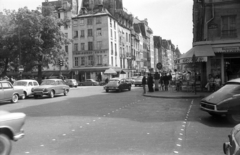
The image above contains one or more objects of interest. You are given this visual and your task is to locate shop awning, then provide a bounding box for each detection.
[176,45,215,64]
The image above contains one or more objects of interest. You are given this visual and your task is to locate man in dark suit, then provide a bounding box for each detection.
[142,74,147,94]
[147,73,154,92]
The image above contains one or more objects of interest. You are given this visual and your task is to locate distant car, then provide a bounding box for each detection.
[13,80,39,99]
[223,123,240,155]
[0,80,24,103]
[0,110,26,155]
[134,76,143,87]
[200,78,240,124]
[79,79,99,86]
[32,79,70,98]
[104,78,131,92]
[65,79,78,88]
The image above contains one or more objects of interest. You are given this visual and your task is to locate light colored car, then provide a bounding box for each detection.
[65,79,78,87]
[79,79,99,86]
[13,80,39,99]
[134,76,143,87]
[32,79,70,98]
[104,78,131,92]
[0,110,26,155]
[0,80,24,103]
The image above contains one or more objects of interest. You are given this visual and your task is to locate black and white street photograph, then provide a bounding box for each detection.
[0,0,240,155]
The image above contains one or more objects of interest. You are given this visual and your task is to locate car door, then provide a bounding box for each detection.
[55,80,62,94]
[2,82,14,100]
[27,82,33,95]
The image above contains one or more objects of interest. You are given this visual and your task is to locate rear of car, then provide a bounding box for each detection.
[65,79,78,87]
[134,76,143,86]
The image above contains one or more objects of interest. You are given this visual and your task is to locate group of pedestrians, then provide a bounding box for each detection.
[142,72,172,94]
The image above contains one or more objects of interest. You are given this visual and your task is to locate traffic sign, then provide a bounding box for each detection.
[156,62,162,70]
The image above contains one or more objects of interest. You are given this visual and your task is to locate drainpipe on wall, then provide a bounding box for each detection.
[204,3,214,41]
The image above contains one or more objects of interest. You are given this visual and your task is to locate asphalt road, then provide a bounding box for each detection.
[0,86,235,155]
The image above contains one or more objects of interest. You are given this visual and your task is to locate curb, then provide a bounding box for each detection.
[143,94,207,99]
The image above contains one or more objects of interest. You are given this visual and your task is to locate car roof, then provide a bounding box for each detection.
[16,80,38,82]
[43,79,63,81]
[226,78,240,84]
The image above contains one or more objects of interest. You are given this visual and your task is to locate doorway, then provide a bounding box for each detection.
[224,58,240,82]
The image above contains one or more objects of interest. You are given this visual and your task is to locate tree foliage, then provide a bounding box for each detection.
[0,6,71,82]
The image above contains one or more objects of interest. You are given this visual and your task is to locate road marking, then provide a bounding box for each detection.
[86,123,90,125]
[178,138,183,141]
[93,120,96,122]
[80,126,83,128]
[176,144,181,147]
[52,139,56,141]
[25,152,30,154]
[174,151,179,154]
[179,133,183,136]
[63,134,66,136]
[72,129,75,132]
[40,145,44,147]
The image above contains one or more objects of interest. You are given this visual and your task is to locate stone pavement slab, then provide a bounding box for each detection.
[143,90,211,99]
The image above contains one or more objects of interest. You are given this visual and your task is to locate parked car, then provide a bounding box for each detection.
[200,78,240,124]
[13,80,39,99]
[0,110,26,155]
[79,79,99,86]
[32,79,70,98]
[65,79,78,88]
[134,76,143,87]
[104,78,131,92]
[0,80,24,103]
[223,123,240,155]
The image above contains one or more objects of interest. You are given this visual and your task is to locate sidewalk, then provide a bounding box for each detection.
[143,90,211,99]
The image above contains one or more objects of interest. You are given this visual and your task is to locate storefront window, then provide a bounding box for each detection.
[210,58,221,78]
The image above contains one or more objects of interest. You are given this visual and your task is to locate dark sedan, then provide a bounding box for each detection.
[79,79,99,86]
[200,78,240,124]
[104,78,131,92]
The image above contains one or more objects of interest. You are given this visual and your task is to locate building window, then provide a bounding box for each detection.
[81,57,85,65]
[97,28,102,36]
[114,32,116,40]
[87,18,93,25]
[97,41,102,49]
[74,31,78,38]
[111,42,113,55]
[88,42,93,50]
[88,55,94,65]
[221,15,237,38]
[110,18,112,27]
[114,21,116,29]
[88,29,93,37]
[58,13,60,18]
[111,57,113,66]
[80,19,84,25]
[73,20,78,27]
[75,57,79,66]
[96,17,101,24]
[81,43,85,50]
[115,43,117,56]
[126,33,128,42]
[74,43,78,51]
[97,55,102,65]
[80,30,85,38]
[115,56,117,66]
[65,46,68,53]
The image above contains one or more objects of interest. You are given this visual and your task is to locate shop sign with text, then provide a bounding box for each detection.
[174,57,208,64]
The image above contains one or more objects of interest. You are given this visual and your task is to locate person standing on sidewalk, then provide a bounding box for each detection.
[142,74,147,94]
[147,73,154,92]
[154,72,160,91]
[163,73,169,91]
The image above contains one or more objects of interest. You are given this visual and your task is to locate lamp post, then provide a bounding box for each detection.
[192,52,197,95]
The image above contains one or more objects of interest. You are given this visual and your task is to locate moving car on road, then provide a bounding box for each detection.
[79,79,99,86]
[65,79,78,88]
[13,80,39,99]
[0,110,26,155]
[0,80,24,103]
[32,79,70,98]
[134,76,143,87]
[104,78,131,92]
[200,78,240,124]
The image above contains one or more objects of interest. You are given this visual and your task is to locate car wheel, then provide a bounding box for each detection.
[106,89,109,92]
[0,134,12,155]
[75,86,77,88]
[223,142,231,155]
[128,87,131,91]
[49,91,54,98]
[227,113,240,124]
[34,95,38,99]
[21,92,27,100]
[11,94,19,103]
[63,89,68,96]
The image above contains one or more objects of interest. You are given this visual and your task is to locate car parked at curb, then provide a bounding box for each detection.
[0,110,26,155]
[104,78,131,92]
[134,76,143,87]
[13,80,39,99]
[65,79,78,88]
[32,79,70,98]
[200,78,240,124]
[79,79,99,86]
[0,80,24,103]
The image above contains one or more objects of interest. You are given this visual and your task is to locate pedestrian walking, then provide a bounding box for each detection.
[147,73,154,92]
[154,72,160,91]
[142,74,147,94]
[163,73,170,91]
[105,77,109,84]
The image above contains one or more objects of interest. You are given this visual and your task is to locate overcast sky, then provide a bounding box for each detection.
[0,0,193,54]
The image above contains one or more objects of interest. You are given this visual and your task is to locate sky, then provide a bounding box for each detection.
[0,0,193,54]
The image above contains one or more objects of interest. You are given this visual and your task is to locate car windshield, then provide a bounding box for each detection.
[13,81,27,86]
[136,76,143,80]
[41,80,56,85]
[108,81,120,84]
[218,84,240,94]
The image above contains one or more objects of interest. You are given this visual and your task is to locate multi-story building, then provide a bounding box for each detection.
[41,0,81,77]
[71,0,133,81]
[179,0,240,86]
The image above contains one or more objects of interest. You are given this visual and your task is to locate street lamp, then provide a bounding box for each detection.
[192,52,197,94]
